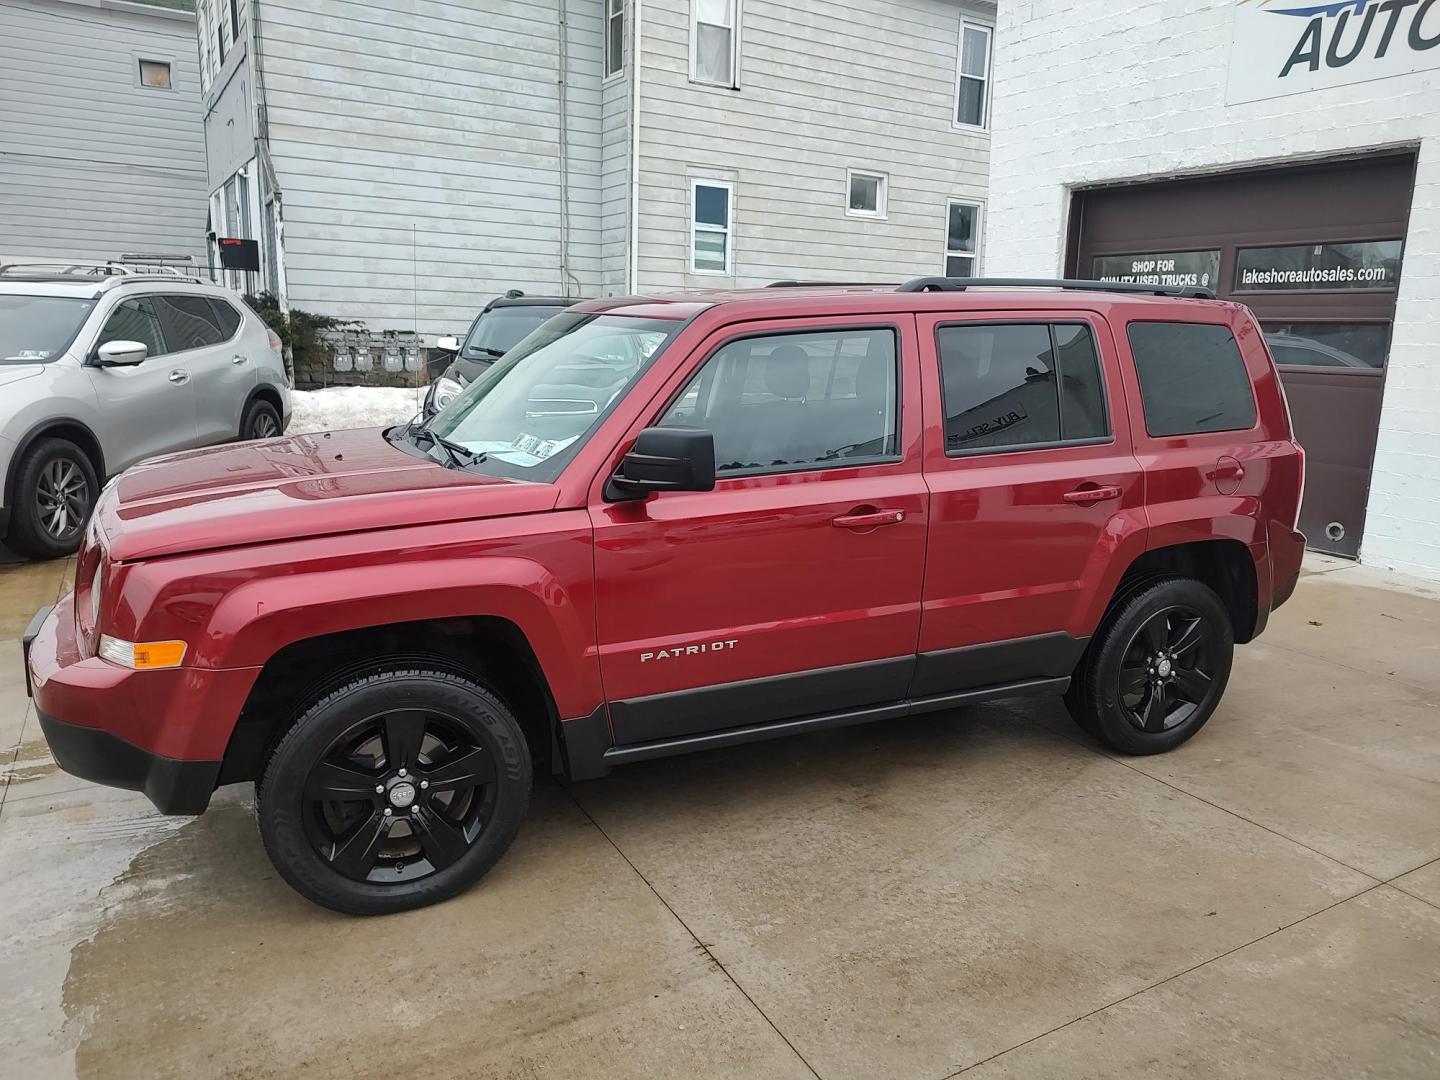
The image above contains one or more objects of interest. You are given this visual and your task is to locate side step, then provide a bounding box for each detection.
[601,676,1069,767]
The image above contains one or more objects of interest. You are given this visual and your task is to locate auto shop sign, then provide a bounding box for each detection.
[1228,0,1440,104]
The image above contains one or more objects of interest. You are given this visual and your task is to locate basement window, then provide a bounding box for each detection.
[138,59,172,90]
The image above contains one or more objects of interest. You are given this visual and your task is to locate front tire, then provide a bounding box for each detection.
[257,668,532,915]
[4,437,99,559]
[1065,576,1234,755]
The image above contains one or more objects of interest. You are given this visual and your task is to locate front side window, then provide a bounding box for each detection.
[691,181,732,273]
[944,200,981,277]
[660,328,899,474]
[152,295,225,352]
[98,298,167,358]
[0,296,96,363]
[937,322,1110,454]
[955,19,992,128]
[692,0,737,86]
[847,170,887,218]
[423,313,680,481]
[605,0,625,77]
[1127,322,1257,437]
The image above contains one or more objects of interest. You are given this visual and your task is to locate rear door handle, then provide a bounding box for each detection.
[231,354,248,365]
[1062,485,1122,504]
[833,509,906,529]
[168,369,190,384]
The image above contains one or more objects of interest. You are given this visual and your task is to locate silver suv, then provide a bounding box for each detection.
[1,261,291,558]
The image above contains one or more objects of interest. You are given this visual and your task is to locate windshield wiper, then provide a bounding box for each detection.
[407,425,486,468]
[464,346,505,358]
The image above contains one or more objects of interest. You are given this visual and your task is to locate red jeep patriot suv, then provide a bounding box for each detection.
[24,278,1306,915]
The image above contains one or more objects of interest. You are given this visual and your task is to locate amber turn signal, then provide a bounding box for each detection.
[98,635,187,670]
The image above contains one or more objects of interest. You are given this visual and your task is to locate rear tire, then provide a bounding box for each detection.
[1065,576,1233,755]
[240,398,282,441]
[4,437,98,559]
[257,668,532,915]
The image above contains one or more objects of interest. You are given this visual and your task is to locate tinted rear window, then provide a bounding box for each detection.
[210,297,242,338]
[1126,322,1257,437]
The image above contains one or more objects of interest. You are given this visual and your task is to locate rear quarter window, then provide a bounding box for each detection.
[1126,322,1257,437]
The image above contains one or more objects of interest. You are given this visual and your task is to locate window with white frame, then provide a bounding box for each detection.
[605,0,625,78]
[691,180,733,274]
[954,18,992,129]
[846,170,887,218]
[692,0,738,87]
[944,200,981,276]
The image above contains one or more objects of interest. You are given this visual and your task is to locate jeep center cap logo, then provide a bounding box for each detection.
[1228,0,1440,104]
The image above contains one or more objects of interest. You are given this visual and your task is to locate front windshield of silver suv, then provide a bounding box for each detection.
[420,312,680,481]
[1,295,96,362]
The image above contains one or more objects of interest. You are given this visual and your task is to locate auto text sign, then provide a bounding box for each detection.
[1227,0,1440,105]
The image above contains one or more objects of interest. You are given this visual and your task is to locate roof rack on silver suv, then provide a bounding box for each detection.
[0,253,201,280]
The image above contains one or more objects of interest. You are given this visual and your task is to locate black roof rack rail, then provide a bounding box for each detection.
[897,276,1217,300]
[765,280,898,288]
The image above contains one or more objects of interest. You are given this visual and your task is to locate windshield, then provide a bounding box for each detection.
[423,312,681,481]
[462,306,566,358]
[1,295,96,362]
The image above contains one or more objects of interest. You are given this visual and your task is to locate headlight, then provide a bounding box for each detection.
[98,635,187,670]
[89,565,102,628]
[432,375,465,412]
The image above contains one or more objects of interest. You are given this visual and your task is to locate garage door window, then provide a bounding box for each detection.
[1127,322,1257,437]
[1261,322,1388,370]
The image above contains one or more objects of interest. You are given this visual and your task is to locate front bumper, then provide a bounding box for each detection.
[36,709,219,814]
[24,595,256,815]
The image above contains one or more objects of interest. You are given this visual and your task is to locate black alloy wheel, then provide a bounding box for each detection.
[1115,605,1220,734]
[1065,575,1234,755]
[258,669,531,915]
[304,708,498,884]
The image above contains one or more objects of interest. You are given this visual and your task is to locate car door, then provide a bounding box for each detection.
[912,311,1146,696]
[589,315,929,746]
[152,293,254,444]
[87,295,200,470]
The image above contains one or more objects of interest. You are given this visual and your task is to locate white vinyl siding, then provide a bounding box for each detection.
[636,0,993,289]
[953,17,991,130]
[691,0,738,88]
[0,0,206,266]
[253,0,609,332]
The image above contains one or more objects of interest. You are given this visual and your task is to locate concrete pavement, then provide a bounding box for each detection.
[1,548,1437,1079]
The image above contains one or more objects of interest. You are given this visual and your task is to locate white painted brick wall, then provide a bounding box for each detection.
[985,0,1440,581]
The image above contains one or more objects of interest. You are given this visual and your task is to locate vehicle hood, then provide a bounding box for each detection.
[96,427,560,561]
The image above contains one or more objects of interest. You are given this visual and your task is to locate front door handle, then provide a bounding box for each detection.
[168,369,190,384]
[833,508,906,529]
[1062,485,1122,504]
[231,354,248,365]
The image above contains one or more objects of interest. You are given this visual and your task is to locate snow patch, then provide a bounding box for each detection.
[288,386,427,436]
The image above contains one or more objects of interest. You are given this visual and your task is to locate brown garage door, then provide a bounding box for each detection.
[1067,152,1415,557]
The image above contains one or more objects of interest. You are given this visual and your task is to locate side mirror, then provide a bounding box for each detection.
[605,427,716,502]
[436,335,461,354]
[96,340,148,366]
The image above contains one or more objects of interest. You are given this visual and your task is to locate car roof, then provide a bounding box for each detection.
[574,282,1239,322]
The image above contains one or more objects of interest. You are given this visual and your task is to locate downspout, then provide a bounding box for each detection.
[628,0,643,295]
[557,0,580,297]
